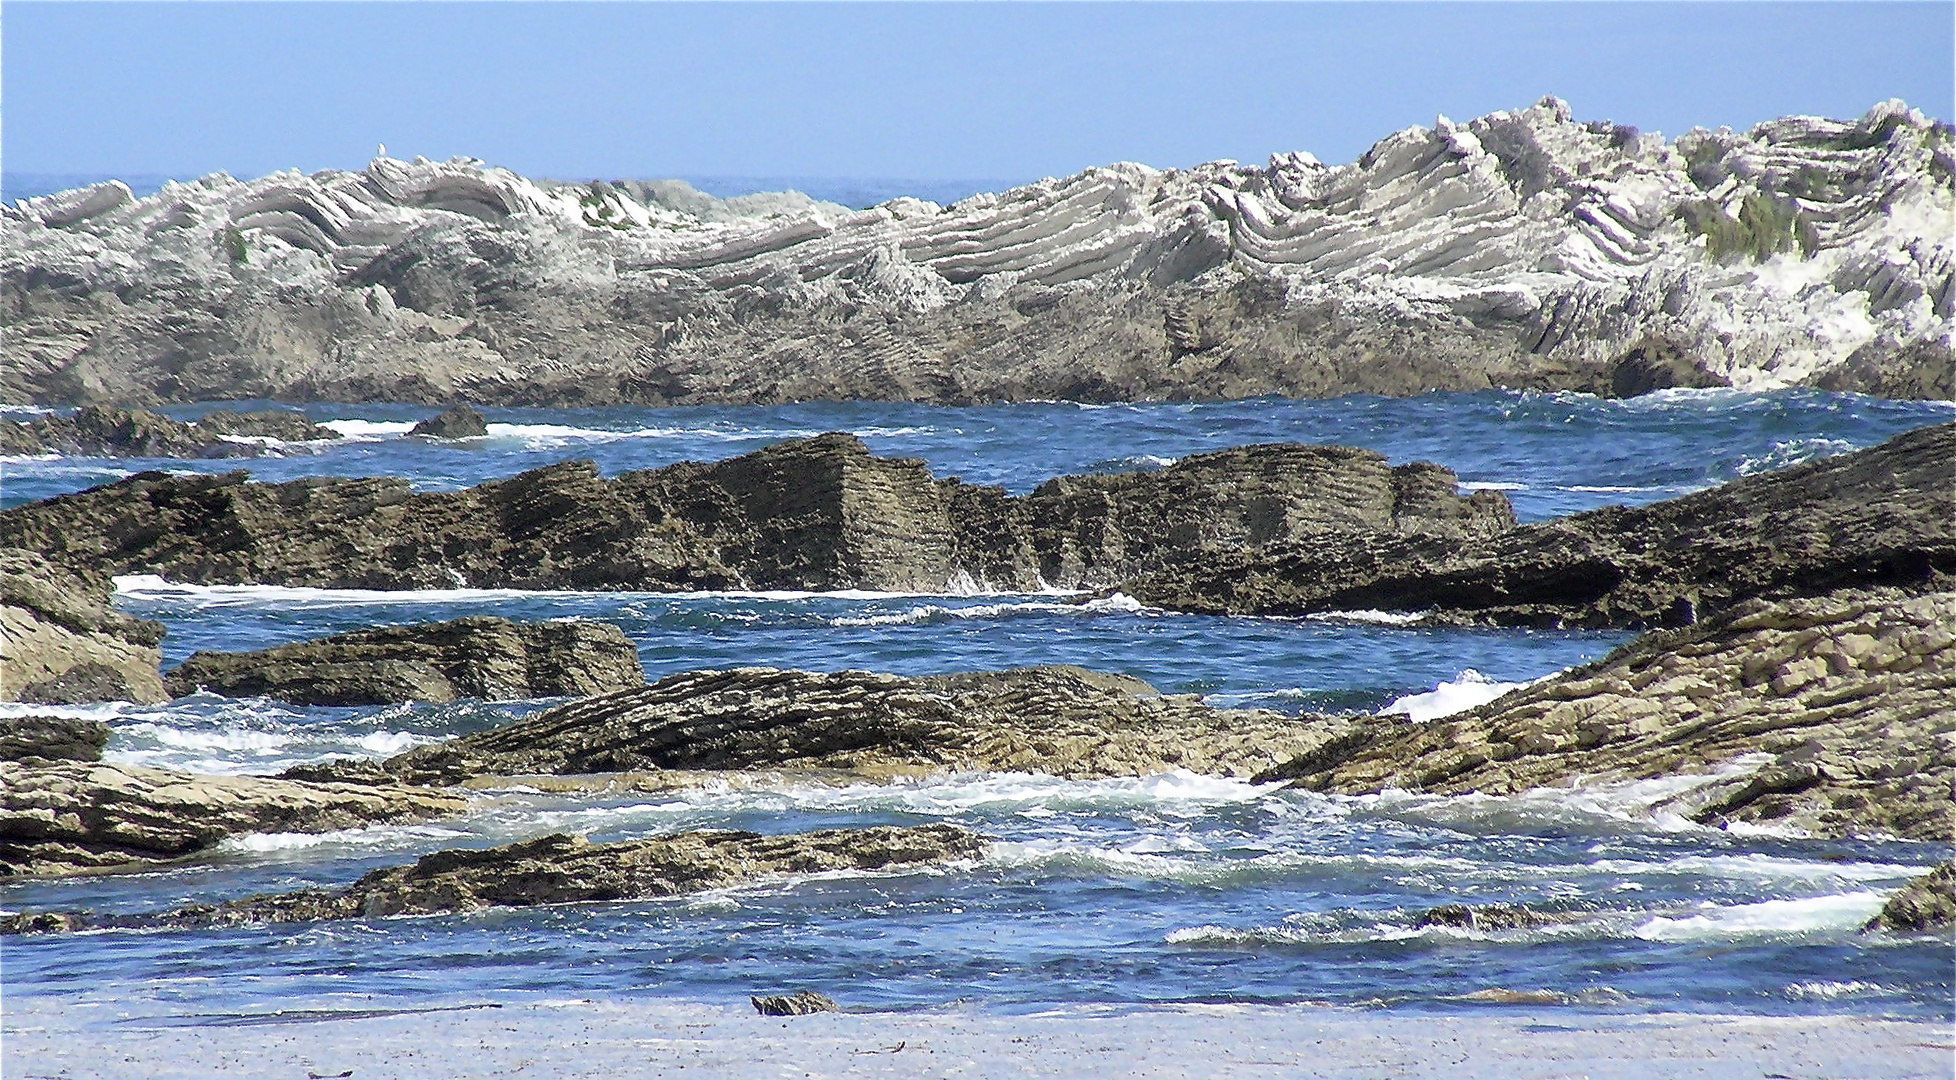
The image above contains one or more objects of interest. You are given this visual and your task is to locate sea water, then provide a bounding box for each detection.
[1,389,1950,1021]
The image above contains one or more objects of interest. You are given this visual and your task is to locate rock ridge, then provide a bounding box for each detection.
[0,404,338,458]
[0,547,166,703]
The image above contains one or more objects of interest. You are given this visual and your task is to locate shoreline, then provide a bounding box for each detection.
[5,995,1949,1079]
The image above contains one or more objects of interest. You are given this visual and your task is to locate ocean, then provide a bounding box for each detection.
[2,389,1951,1022]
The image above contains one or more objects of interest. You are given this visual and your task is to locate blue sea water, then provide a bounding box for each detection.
[1,389,1950,1024]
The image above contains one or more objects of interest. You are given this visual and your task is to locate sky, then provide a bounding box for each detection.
[4,1,1952,187]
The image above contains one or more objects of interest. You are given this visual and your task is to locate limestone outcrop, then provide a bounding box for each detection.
[1129,422,1955,628]
[0,547,165,703]
[0,432,1507,593]
[164,616,646,705]
[0,404,338,458]
[1,824,985,929]
[0,761,468,876]
[328,665,1350,786]
[1864,862,1956,932]
[5,100,1948,409]
[1255,588,1954,840]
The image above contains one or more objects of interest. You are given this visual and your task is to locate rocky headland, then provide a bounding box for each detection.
[308,665,1350,786]
[1254,587,1954,841]
[0,431,1508,592]
[164,615,646,705]
[0,547,166,703]
[1,824,985,932]
[1128,421,1955,628]
[0,404,338,458]
[5,100,1948,410]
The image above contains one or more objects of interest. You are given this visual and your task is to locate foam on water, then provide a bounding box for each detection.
[1378,669,1530,722]
[1632,891,1890,941]
[830,591,1146,627]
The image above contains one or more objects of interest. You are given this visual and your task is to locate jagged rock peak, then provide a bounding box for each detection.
[5,99,1949,406]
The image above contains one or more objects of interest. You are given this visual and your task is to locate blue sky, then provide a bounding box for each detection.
[5,2,1952,184]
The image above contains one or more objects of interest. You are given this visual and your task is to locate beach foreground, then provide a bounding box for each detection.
[5,995,1948,1080]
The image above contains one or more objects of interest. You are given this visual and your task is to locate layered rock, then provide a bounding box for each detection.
[1130,421,1955,628]
[408,404,488,438]
[0,432,1506,593]
[1864,862,1956,932]
[1,824,985,930]
[0,404,338,458]
[337,665,1350,786]
[5,100,1948,409]
[0,761,467,876]
[164,616,645,705]
[1256,588,1954,840]
[0,547,165,703]
[0,716,112,765]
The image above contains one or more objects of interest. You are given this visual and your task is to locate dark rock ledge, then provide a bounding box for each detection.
[1863,862,1956,933]
[0,404,338,459]
[165,616,646,706]
[1,824,986,933]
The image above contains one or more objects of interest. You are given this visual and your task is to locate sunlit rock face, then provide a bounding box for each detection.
[5,97,1949,406]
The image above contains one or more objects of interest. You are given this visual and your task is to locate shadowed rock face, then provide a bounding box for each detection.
[1128,422,1955,629]
[164,616,646,705]
[5,101,1948,409]
[0,547,165,704]
[343,665,1352,786]
[1255,588,1954,841]
[0,405,338,458]
[0,716,112,764]
[0,762,467,877]
[0,432,1507,593]
[1,824,987,931]
[1864,862,1956,933]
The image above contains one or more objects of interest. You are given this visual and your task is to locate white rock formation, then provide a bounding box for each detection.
[4,97,1949,405]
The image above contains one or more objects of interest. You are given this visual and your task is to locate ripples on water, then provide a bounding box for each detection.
[2,390,1950,1021]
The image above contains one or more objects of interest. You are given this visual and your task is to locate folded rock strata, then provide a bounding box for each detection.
[0,761,468,877]
[1,824,986,931]
[5,100,1948,409]
[0,547,165,703]
[0,404,338,458]
[1255,588,1954,840]
[1863,862,1956,932]
[164,616,646,705]
[0,432,1508,592]
[331,665,1350,786]
[1129,421,1955,628]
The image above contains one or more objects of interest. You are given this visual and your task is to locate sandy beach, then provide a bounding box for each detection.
[5,994,1949,1080]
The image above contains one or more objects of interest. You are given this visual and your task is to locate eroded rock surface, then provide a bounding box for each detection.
[164,616,645,705]
[1131,422,1955,628]
[0,405,337,458]
[0,716,111,765]
[5,101,1948,409]
[409,405,488,438]
[0,547,165,703]
[1,824,985,930]
[0,432,1505,592]
[1257,589,1954,840]
[1864,862,1956,932]
[0,762,467,877]
[352,665,1350,785]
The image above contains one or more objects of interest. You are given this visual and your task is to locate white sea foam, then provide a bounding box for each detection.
[1305,609,1429,626]
[1378,669,1528,722]
[1631,891,1888,941]
[1783,980,1890,1000]
[1459,481,1527,491]
[1736,437,1857,475]
[830,591,1147,627]
[316,418,417,440]
[216,822,472,855]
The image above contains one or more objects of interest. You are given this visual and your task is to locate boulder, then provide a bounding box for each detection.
[0,716,112,765]
[751,992,840,1016]
[1130,422,1955,629]
[1256,588,1954,840]
[408,405,488,438]
[0,761,467,877]
[0,547,165,703]
[164,616,646,705]
[360,664,1352,786]
[1863,862,1956,933]
[0,405,337,459]
[0,432,1506,593]
[1,824,985,929]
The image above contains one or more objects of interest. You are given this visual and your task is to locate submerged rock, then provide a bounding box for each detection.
[359,665,1350,786]
[0,716,111,765]
[0,762,467,877]
[1130,422,1955,628]
[408,405,488,439]
[0,547,165,703]
[0,432,1505,593]
[1415,904,1570,932]
[0,405,338,459]
[751,992,841,1016]
[164,616,646,705]
[1256,588,1954,840]
[1863,862,1956,933]
[1,824,985,930]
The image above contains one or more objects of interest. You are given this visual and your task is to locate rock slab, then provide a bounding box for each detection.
[0,405,337,458]
[1257,588,1954,840]
[164,616,646,705]
[1864,862,1956,932]
[0,546,165,703]
[0,716,112,765]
